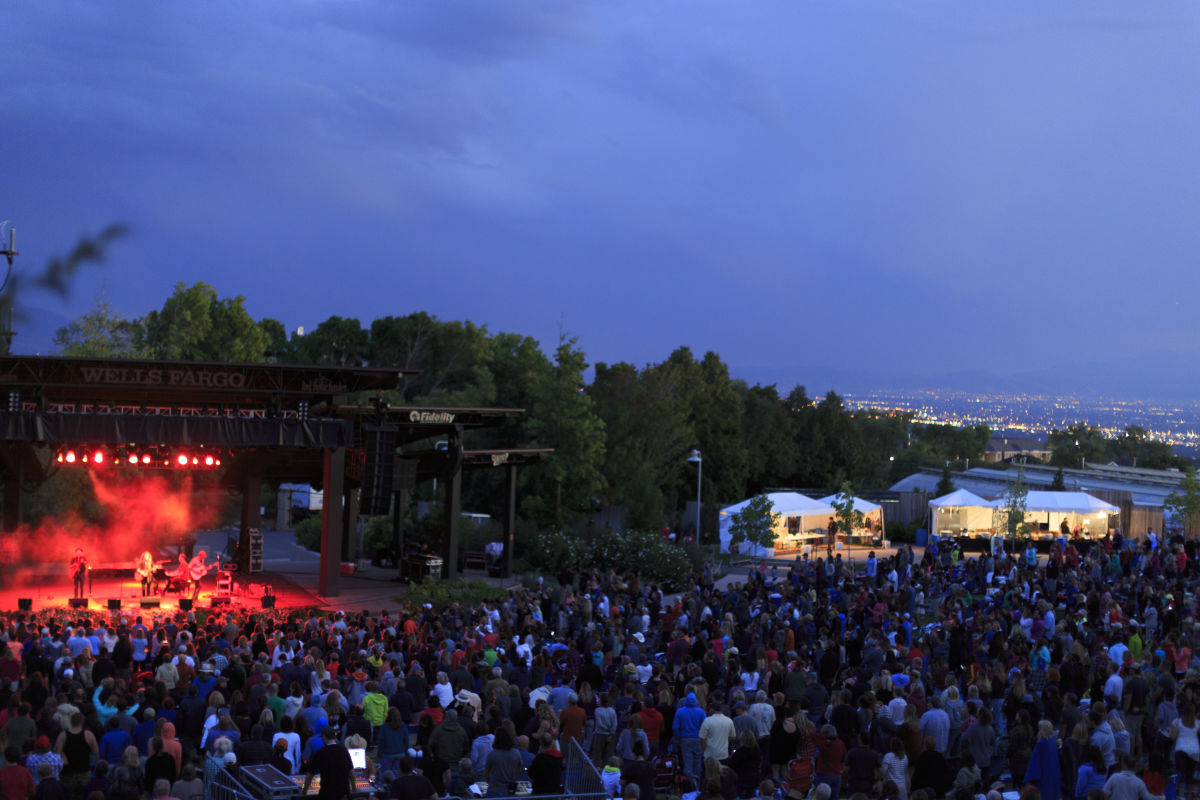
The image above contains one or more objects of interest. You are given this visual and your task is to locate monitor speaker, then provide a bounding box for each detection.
[179,598,193,611]
[107,599,121,610]
[69,598,88,609]
[17,599,31,611]
[261,595,276,609]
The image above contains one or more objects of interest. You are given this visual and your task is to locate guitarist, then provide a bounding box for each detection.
[70,548,88,598]
[187,551,219,602]
[135,551,157,596]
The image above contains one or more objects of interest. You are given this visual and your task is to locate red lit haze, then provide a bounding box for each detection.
[0,472,221,576]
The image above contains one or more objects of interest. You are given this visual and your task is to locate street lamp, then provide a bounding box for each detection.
[688,449,702,541]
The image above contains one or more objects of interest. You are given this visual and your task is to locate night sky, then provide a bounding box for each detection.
[6,2,1200,396]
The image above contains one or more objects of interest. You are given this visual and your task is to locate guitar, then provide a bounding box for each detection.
[135,555,161,583]
[188,555,220,582]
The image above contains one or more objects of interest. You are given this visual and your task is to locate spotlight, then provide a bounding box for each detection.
[141,454,151,464]
[92,451,105,465]
[204,455,214,466]
[298,400,310,421]
[128,454,138,465]
[64,451,76,464]
[192,457,198,465]
[177,454,189,467]
[7,391,19,412]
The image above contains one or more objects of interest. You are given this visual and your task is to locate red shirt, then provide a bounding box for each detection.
[812,733,846,776]
[0,763,33,800]
[637,708,664,743]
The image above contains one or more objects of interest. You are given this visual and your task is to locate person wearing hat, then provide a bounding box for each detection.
[26,736,63,786]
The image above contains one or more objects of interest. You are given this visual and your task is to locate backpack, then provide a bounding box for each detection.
[787,754,814,795]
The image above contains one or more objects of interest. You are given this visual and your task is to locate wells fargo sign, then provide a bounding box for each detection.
[77,365,248,389]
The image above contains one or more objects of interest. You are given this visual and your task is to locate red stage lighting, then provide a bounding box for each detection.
[176,454,189,466]
[204,455,214,466]
[141,454,151,464]
[64,451,76,464]
[192,457,199,465]
[92,451,105,465]
[128,454,138,464]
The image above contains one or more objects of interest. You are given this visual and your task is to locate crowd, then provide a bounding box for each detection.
[0,529,1196,800]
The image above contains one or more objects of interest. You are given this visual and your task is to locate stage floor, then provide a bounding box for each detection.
[0,569,325,615]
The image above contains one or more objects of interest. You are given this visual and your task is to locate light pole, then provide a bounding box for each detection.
[432,440,449,499]
[688,449,702,542]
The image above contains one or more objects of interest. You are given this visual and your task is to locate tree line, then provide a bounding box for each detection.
[54,281,1178,536]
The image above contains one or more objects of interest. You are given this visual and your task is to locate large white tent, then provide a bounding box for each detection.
[997,491,1119,537]
[929,489,995,535]
[818,494,886,542]
[718,492,836,558]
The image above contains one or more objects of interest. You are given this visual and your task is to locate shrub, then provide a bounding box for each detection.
[295,515,322,551]
[527,528,689,590]
[402,577,505,610]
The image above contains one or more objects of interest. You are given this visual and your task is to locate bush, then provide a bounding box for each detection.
[403,577,505,610]
[295,515,322,551]
[527,528,690,590]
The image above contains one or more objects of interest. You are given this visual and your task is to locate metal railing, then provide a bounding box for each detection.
[211,767,260,800]
[456,739,608,800]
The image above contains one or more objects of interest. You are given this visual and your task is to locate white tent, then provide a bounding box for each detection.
[719,492,836,558]
[994,490,1119,537]
[929,489,995,535]
[818,494,886,542]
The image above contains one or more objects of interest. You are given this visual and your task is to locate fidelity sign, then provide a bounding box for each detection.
[409,410,456,424]
[77,366,247,389]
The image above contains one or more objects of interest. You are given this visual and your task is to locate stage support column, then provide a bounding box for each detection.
[392,488,407,580]
[442,427,463,581]
[503,463,517,578]
[239,468,262,571]
[320,447,345,597]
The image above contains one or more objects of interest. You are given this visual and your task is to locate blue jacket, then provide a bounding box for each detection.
[673,693,706,739]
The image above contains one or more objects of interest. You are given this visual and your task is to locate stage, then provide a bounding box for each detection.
[0,564,325,615]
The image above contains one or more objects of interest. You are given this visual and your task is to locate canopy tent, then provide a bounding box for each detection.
[719,492,836,558]
[994,490,1119,537]
[929,489,995,535]
[818,494,886,542]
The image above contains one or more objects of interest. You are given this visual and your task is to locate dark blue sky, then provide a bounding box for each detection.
[6,2,1200,396]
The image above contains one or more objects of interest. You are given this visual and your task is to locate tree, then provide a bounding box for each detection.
[727,494,776,554]
[1050,467,1066,491]
[1165,467,1200,538]
[936,465,955,496]
[830,481,866,543]
[995,469,1029,541]
[140,282,270,362]
[293,315,369,367]
[54,295,148,358]
[1047,425,1111,468]
[738,382,799,496]
[522,337,606,528]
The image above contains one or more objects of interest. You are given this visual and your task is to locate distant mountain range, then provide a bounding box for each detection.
[734,349,1200,402]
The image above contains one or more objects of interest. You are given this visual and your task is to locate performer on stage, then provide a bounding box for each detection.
[136,551,157,596]
[70,548,88,598]
[163,553,189,596]
[187,551,219,601]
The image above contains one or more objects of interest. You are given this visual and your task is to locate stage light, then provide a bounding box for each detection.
[64,451,76,464]
[57,453,63,463]
[192,457,199,465]
[141,454,151,464]
[129,454,138,465]
[177,454,189,466]
[92,451,104,464]
[204,455,214,466]
[215,459,221,466]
